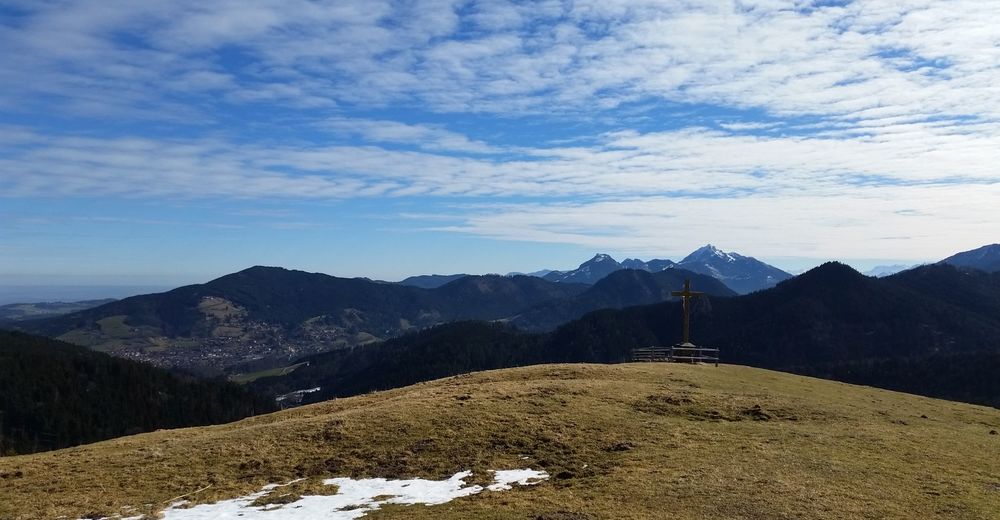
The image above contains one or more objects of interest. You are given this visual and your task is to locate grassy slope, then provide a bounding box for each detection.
[2,363,998,519]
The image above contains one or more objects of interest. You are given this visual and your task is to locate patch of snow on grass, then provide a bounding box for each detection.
[487,469,549,491]
[154,468,548,519]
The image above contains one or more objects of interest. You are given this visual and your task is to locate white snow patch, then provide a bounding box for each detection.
[78,516,143,520]
[486,469,549,491]
[147,469,547,520]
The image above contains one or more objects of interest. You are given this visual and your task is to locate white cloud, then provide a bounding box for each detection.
[428,183,1000,260]
[3,0,999,126]
[323,118,501,154]
[5,114,1000,197]
[2,1,1000,262]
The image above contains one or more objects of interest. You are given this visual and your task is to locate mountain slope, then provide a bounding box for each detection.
[677,244,792,294]
[512,268,734,331]
[3,364,998,519]
[941,243,1000,272]
[433,274,588,319]
[678,262,1000,366]
[0,330,274,455]
[884,263,1000,319]
[541,261,1000,370]
[397,274,467,289]
[19,267,585,374]
[543,253,623,284]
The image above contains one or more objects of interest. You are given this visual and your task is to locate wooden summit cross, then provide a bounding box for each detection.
[671,279,703,344]
[631,278,719,364]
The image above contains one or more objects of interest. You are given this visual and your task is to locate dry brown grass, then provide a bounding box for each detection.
[1,363,998,519]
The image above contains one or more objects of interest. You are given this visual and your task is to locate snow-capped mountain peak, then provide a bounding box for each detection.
[682,244,736,264]
[677,245,792,294]
[542,254,623,284]
[544,246,791,294]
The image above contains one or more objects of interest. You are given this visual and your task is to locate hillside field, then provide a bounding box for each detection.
[1,363,998,519]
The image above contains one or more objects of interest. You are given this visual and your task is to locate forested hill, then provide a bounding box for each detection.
[253,262,1000,408]
[0,330,275,455]
[20,266,737,375]
[17,267,588,373]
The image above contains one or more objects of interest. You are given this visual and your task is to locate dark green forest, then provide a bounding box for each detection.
[253,263,1000,408]
[0,330,275,455]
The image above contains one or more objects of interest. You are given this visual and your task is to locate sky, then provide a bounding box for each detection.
[2,0,999,291]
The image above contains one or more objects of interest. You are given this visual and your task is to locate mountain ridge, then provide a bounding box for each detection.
[941,243,1000,273]
[537,245,791,294]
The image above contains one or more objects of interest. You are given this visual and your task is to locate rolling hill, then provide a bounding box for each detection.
[2,363,997,519]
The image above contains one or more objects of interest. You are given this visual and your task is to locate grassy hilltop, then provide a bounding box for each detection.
[2,363,998,519]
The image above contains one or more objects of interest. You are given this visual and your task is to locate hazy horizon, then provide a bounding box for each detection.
[0,244,940,305]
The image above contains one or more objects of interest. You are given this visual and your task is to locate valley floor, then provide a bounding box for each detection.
[1,363,998,519]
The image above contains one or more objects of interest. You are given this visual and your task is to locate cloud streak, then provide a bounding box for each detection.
[3,1,999,125]
[4,122,998,199]
[2,1,999,263]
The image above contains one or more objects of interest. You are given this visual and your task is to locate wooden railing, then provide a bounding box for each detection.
[669,344,720,367]
[631,344,719,366]
[630,346,671,362]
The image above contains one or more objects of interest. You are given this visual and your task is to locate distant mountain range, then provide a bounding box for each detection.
[0,299,115,324]
[253,262,1000,409]
[941,243,1000,273]
[540,245,792,294]
[14,243,1000,388]
[543,253,632,285]
[17,265,725,374]
[863,264,916,277]
[512,268,734,331]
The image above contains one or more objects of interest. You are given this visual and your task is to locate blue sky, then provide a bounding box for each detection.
[2,0,999,290]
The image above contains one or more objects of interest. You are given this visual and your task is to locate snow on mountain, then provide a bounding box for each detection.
[864,264,916,278]
[543,254,624,284]
[676,244,792,295]
[539,246,788,293]
[621,258,676,272]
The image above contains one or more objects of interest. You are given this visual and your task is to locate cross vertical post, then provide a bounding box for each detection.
[670,279,704,344]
